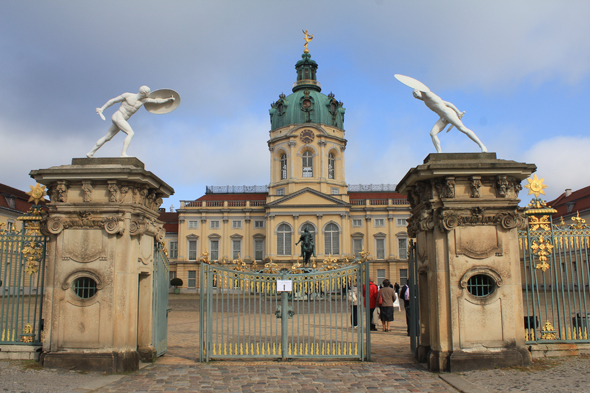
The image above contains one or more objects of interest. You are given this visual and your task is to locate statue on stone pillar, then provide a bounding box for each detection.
[87,86,179,158]
[395,74,487,153]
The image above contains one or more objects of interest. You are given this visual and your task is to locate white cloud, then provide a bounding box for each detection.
[522,136,590,201]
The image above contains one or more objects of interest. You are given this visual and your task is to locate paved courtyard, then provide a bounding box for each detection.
[1,294,590,392]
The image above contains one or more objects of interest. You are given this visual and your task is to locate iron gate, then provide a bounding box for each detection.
[200,260,370,361]
[153,242,169,357]
[0,206,46,345]
[407,239,419,356]
[520,201,590,344]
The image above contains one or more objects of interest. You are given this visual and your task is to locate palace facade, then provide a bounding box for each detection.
[164,49,412,290]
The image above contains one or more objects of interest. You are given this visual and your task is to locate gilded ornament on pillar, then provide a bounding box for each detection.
[26,183,46,205]
[523,174,548,198]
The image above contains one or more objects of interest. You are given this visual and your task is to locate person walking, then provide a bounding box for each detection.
[400,283,411,336]
[377,279,397,332]
[363,278,379,331]
[348,285,358,328]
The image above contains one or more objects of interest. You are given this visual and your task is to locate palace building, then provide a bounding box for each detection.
[165,49,412,290]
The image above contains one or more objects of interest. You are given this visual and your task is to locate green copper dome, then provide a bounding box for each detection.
[269,52,345,131]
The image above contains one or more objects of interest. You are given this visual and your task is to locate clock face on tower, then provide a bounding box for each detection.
[300,129,315,144]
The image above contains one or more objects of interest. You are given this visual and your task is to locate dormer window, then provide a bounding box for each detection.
[566,202,575,213]
[4,195,15,209]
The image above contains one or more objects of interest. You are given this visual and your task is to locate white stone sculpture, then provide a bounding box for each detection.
[395,74,487,153]
[87,86,177,158]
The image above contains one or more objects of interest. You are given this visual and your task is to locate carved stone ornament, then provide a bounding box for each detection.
[408,181,432,209]
[47,217,64,235]
[108,182,120,203]
[104,216,125,235]
[470,177,482,198]
[48,182,68,203]
[444,177,455,198]
[129,216,162,237]
[438,209,525,232]
[407,209,434,237]
[496,175,509,198]
[81,181,93,202]
[46,213,125,235]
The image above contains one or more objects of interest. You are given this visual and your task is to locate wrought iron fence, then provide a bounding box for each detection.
[200,260,370,361]
[347,184,397,192]
[0,208,47,346]
[520,199,590,344]
[206,185,269,194]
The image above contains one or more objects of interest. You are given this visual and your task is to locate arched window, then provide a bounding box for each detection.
[328,153,335,179]
[280,154,287,180]
[302,151,313,177]
[277,224,292,256]
[324,223,340,255]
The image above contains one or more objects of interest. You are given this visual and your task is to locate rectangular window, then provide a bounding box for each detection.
[210,220,220,229]
[232,220,242,229]
[398,238,407,259]
[169,271,176,287]
[254,239,264,261]
[277,188,285,196]
[376,238,385,260]
[400,269,408,286]
[169,241,178,259]
[254,220,264,229]
[374,218,385,227]
[397,218,407,226]
[377,269,386,287]
[188,271,196,288]
[188,240,197,261]
[352,219,362,228]
[331,187,339,195]
[210,240,219,262]
[353,238,363,257]
[7,221,14,232]
[188,220,198,229]
[232,240,241,260]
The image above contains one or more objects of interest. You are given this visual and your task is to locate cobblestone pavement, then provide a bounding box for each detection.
[2,294,590,392]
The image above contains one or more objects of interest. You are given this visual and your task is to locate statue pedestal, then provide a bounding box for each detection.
[30,158,173,373]
[397,153,535,372]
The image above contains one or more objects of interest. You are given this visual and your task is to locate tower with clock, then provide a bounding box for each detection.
[267,50,348,199]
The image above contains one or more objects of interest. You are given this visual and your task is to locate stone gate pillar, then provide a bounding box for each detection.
[396,153,535,372]
[30,158,173,372]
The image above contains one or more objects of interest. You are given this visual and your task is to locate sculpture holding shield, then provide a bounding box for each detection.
[87,86,180,158]
[395,74,487,153]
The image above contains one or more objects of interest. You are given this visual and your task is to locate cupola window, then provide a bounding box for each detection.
[302,151,313,177]
[328,153,335,179]
[280,154,287,180]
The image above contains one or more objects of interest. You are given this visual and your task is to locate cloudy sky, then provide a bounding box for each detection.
[1,1,589,209]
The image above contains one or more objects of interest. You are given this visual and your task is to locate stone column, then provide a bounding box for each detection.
[396,153,535,372]
[30,158,173,373]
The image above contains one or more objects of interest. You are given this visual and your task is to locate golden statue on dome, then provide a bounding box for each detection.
[303,30,313,53]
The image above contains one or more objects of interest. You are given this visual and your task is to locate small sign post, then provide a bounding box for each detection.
[277,280,293,292]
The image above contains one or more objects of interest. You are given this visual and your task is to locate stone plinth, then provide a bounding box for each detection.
[396,153,535,372]
[30,158,173,373]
